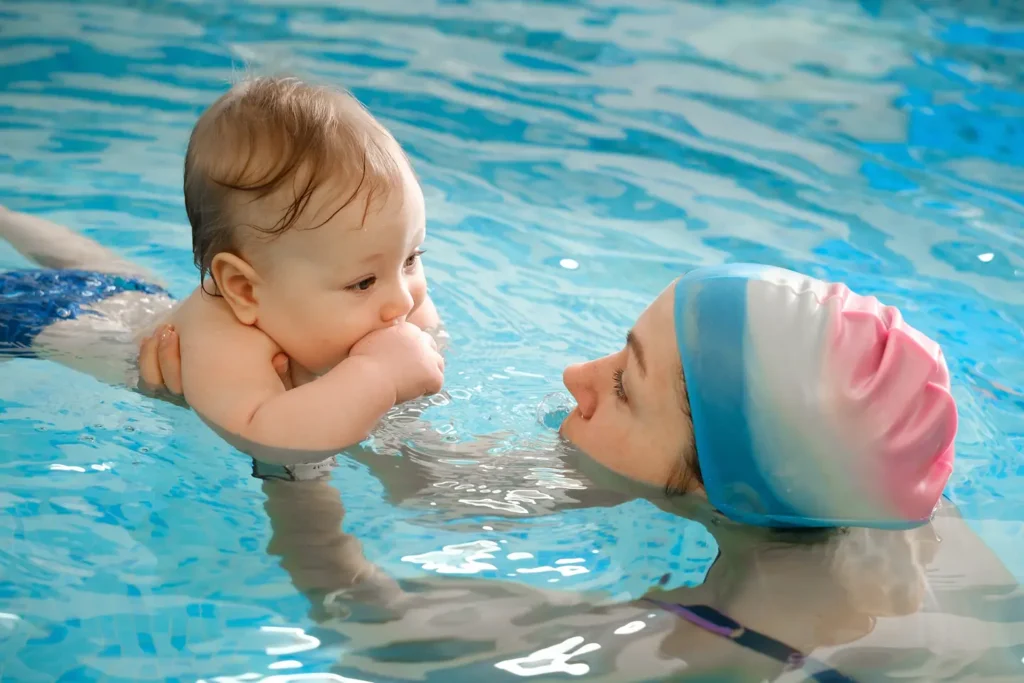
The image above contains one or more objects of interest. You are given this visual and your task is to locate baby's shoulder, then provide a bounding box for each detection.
[169,287,227,326]
[170,288,275,350]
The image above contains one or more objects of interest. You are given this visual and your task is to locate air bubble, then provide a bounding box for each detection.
[537,392,575,430]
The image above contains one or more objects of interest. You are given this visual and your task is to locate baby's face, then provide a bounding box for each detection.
[246,156,429,375]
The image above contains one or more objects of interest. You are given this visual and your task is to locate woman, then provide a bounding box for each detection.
[138,263,1022,681]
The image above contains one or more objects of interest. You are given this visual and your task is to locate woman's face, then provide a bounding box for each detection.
[560,283,699,491]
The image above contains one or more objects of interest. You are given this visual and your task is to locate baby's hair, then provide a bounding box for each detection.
[183,75,405,292]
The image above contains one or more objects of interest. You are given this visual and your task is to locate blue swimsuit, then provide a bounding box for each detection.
[0,269,171,354]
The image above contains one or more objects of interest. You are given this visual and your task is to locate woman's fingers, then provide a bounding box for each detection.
[138,329,166,390]
[157,326,184,396]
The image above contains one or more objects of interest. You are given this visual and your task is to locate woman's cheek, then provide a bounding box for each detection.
[596,412,631,458]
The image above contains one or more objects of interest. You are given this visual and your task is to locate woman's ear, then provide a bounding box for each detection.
[210,252,263,325]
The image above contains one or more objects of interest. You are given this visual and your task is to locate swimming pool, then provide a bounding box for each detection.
[1,0,1021,680]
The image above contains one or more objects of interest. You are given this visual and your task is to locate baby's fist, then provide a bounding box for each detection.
[350,322,445,403]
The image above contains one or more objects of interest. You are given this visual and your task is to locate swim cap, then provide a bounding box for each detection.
[674,264,956,529]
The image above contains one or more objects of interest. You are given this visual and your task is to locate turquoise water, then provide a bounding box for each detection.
[1,0,1022,681]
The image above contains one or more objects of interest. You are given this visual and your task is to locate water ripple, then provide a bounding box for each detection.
[1,0,1023,680]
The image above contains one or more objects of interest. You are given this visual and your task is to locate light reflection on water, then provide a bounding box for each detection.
[0,0,1022,681]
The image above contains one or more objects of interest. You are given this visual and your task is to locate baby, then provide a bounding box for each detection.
[0,76,444,462]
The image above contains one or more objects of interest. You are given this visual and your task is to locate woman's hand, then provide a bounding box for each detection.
[138,324,290,400]
[138,325,184,395]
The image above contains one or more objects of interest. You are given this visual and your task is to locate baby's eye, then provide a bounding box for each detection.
[405,249,425,269]
[347,276,376,292]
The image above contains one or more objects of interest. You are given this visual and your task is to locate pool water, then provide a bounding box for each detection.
[1,0,1022,681]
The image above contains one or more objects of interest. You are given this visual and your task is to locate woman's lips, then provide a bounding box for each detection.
[558,407,581,437]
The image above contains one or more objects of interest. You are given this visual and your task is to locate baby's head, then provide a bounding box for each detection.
[184,76,428,374]
[562,264,957,530]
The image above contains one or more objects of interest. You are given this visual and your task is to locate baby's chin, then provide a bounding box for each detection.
[290,348,350,381]
[287,362,323,387]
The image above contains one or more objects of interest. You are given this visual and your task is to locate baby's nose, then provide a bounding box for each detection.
[381,284,414,323]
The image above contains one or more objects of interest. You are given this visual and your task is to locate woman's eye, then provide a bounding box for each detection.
[613,368,628,402]
[405,249,425,269]
[347,276,376,291]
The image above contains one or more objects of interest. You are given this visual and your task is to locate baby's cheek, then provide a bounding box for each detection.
[410,275,428,306]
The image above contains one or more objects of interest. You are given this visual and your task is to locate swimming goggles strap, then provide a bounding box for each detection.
[643,599,859,683]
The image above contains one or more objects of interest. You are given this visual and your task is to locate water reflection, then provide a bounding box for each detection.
[238,404,1023,682]
[261,482,1022,681]
[494,635,601,677]
[402,540,501,575]
[2,0,1023,680]
[259,626,321,657]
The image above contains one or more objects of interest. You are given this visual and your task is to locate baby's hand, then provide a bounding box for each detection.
[349,322,445,403]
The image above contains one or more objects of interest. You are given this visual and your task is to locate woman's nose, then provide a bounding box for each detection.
[563,362,597,419]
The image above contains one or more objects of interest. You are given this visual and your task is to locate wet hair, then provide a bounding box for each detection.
[665,367,702,496]
[183,75,405,292]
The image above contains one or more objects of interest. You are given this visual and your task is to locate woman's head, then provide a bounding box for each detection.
[561,264,958,530]
[560,285,702,495]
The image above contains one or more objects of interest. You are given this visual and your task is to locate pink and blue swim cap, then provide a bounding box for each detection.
[674,264,957,529]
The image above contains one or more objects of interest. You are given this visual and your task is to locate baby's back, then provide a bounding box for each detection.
[29,279,257,388]
[31,285,179,386]
[0,268,177,385]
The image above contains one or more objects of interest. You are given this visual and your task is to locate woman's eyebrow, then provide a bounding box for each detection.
[626,330,647,377]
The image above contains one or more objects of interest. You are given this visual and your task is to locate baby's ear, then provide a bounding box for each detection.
[209,252,262,325]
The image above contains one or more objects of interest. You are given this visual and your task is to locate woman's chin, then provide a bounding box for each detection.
[556,409,578,440]
[557,414,595,461]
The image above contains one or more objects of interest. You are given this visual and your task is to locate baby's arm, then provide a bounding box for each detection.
[178,318,444,463]
[140,290,444,400]
[261,477,402,608]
